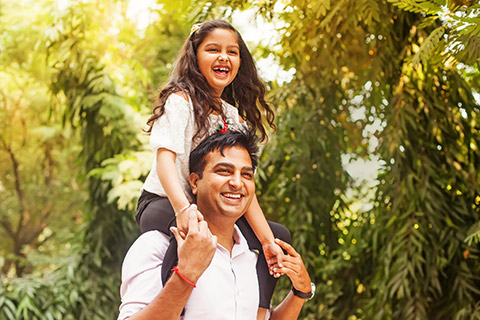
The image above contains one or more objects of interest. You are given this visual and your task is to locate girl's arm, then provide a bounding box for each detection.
[156,148,190,213]
[156,148,197,235]
[245,194,284,274]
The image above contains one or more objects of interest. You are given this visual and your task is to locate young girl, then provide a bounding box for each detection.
[136,19,290,309]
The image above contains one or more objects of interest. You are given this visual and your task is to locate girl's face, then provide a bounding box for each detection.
[196,28,241,97]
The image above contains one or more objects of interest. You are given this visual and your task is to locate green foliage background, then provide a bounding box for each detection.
[0,0,479,319]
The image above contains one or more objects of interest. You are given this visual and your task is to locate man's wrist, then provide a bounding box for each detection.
[291,282,315,300]
[176,263,202,284]
[171,266,196,287]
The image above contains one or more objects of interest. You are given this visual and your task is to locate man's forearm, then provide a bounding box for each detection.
[269,291,305,320]
[129,273,194,320]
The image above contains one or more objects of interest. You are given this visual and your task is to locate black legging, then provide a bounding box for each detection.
[136,190,291,309]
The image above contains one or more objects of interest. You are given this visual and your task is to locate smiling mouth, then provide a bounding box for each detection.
[213,66,230,75]
[222,192,243,200]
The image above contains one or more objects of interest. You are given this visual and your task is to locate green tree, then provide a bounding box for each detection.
[2,0,479,318]
[0,0,87,278]
[0,0,193,318]
[197,0,480,318]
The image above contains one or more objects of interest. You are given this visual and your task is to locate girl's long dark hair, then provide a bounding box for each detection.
[146,19,275,142]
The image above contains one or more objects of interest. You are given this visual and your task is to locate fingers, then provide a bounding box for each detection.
[187,204,199,232]
[211,235,218,248]
[198,219,210,234]
[274,259,300,272]
[267,257,278,268]
[273,258,298,275]
[269,240,309,283]
[272,250,311,292]
[170,227,184,245]
[263,243,285,267]
[271,261,300,281]
[177,205,200,240]
[276,251,284,268]
[188,205,212,239]
[176,205,191,238]
[196,209,204,221]
[275,238,299,258]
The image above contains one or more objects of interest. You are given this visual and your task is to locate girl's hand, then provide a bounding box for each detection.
[176,205,204,239]
[263,242,285,278]
[271,238,311,293]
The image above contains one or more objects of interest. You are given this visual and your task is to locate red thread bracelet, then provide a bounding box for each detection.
[171,266,196,288]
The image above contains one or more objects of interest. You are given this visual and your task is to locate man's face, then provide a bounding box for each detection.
[190,146,255,221]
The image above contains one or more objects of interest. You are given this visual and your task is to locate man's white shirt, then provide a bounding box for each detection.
[118,226,260,319]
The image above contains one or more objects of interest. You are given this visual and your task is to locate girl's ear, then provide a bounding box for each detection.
[189,173,200,195]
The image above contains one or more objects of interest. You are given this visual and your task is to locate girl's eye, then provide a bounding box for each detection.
[208,48,219,52]
[229,50,238,55]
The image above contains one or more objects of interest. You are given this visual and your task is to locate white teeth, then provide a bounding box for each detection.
[214,67,229,72]
[224,193,241,199]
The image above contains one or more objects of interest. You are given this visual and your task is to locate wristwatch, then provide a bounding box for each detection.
[292,282,315,300]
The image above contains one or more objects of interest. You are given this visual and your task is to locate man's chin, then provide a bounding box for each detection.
[218,205,247,219]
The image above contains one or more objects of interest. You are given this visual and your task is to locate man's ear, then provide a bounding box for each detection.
[189,172,200,195]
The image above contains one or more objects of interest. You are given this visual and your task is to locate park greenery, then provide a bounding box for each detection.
[1,0,479,319]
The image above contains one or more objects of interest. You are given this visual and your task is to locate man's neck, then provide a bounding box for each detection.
[202,215,236,253]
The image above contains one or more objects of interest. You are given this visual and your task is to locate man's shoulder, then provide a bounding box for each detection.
[122,231,170,279]
[131,230,169,249]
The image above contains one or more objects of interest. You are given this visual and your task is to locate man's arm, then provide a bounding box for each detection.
[121,206,217,320]
[263,239,312,320]
[128,273,195,320]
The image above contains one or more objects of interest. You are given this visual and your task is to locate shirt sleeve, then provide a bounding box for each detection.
[150,94,192,155]
[118,232,169,320]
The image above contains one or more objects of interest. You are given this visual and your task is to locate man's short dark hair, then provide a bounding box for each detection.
[189,130,260,178]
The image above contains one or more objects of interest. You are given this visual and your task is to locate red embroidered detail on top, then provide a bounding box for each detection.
[216,117,234,133]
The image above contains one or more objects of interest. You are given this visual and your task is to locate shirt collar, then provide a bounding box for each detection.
[231,225,253,258]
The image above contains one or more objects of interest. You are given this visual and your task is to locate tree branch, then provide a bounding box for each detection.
[0,136,27,237]
[0,218,15,239]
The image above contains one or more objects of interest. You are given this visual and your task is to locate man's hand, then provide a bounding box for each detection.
[170,205,217,284]
[263,242,285,278]
[271,239,311,293]
[175,205,204,239]
[265,239,311,320]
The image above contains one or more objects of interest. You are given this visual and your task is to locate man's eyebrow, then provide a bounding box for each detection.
[213,162,254,172]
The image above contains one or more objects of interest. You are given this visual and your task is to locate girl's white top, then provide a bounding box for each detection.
[142,93,247,202]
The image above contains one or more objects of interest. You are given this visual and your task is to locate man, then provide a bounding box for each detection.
[118,131,313,319]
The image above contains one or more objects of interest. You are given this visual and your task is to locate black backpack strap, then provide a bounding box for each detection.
[161,235,186,315]
[161,236,178,285]
[235,216,291,309]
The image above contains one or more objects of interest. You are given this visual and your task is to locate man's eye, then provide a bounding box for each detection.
[242,172,253,179]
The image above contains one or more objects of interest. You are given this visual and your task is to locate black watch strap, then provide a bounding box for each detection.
[292,282,315,300]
